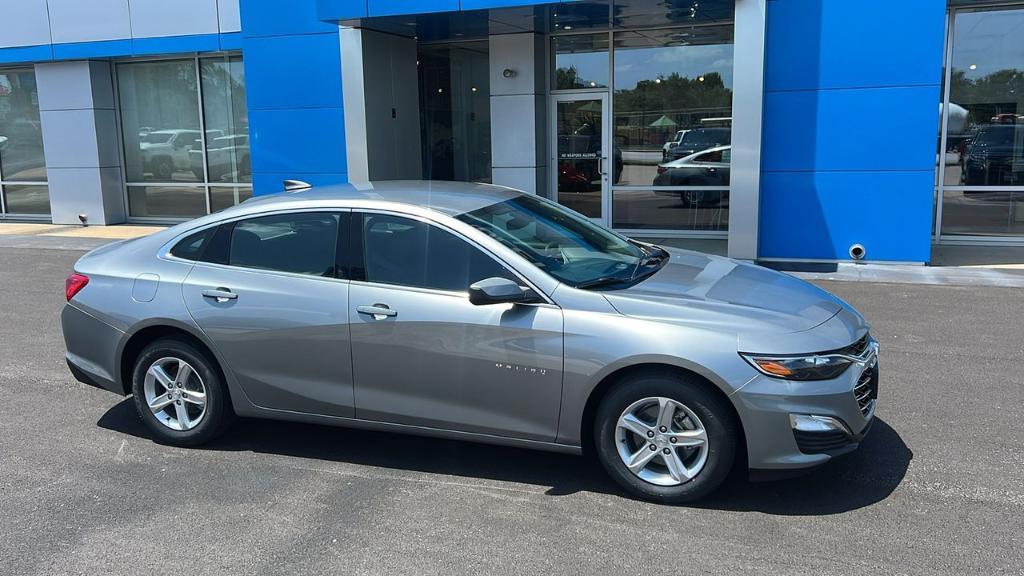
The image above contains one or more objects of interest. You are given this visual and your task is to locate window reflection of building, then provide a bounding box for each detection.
[0,68,50,216]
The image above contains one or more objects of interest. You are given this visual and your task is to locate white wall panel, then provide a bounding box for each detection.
[47,0,132,44]
[0,0,51,48]
[218,0,241,33]
[129,0,219,38]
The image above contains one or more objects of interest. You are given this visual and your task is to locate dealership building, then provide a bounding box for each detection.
[0,0,1020,262]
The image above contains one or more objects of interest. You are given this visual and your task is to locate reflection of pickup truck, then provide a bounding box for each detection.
[190,134,251,182]
[662,130,687,160]
[666,127,731,161]
[140,129,221,180]
[962,124,1024,186]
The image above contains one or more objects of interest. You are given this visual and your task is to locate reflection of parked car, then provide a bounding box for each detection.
[962,124,1024,186]
[662,130,687,160]
[655,146,730,206]
[667,128,731,161]
[141,130,204,180]
[190,135,250,182]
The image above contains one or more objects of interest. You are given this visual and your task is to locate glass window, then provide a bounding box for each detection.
[229,213,340,277]
[170,227,216,260]
[0,67,49,216]
[612,27,734,187]
[127,185,207,219]
[200,56,251,184]
[553,34,609,90]
[118,60,202,184]
[361,213,514,291]
[418,42,491,183]
[939,7,1024,237]
[3,184,50,215]
[610,26,734,232]
[117,57,252,220]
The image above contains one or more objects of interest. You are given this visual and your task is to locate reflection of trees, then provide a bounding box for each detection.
[556,65,600,89]
[951,68,1024,125]
[614,72,732,148]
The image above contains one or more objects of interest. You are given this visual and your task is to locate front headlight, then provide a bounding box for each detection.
[740,353,854,381]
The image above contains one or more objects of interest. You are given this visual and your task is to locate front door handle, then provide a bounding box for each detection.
[357,304,397,320]
[201,288,238,303]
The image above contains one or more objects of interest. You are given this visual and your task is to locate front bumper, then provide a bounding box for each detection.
[734,340,879,472]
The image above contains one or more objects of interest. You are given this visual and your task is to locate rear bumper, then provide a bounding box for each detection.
[61,304,125,395]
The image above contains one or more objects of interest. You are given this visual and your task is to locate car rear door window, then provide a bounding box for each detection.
[227,212,340,277]
[359,213,515,291]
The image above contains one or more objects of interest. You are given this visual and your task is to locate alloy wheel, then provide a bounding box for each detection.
[615,396,709,486]
[143,357,207,431]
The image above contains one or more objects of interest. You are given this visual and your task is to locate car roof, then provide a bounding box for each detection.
[232,180,525,217]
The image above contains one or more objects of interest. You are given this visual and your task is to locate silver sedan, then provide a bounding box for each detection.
[61,181,879,503]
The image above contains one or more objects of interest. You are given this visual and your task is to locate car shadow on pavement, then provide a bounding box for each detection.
[98,399,911,515]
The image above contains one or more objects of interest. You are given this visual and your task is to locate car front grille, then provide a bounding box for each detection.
[854,362,878,417]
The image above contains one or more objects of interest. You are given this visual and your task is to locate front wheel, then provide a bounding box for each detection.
[594,371,738,504]
[131,338,233,446]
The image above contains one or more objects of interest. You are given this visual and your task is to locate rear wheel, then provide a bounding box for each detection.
[131,338,233,446]
[594,371,738,503]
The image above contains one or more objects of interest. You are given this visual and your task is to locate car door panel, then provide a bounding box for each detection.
[350,283,563,441]
[183,264,354,417]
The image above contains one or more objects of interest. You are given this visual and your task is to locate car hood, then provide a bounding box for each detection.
[602,249,864,350]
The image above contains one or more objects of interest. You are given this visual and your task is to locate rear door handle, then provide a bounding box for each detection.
[201,288,238,303]
[357,304,397,320]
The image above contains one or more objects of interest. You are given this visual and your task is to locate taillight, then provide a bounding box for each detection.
[65,273,89,301]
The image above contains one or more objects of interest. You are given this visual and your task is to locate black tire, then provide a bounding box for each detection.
[152,157,174,180]
[594,370,738,504]
[131,337,233,446]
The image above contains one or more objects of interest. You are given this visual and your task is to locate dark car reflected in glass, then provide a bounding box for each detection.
[961,123,1024,186]
[666,127,731,161]
[654,146,730,207]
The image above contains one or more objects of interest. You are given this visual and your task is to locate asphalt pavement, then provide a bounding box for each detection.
[1,245,1022,575]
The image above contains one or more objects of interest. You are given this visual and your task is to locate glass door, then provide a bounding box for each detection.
[552,93,610,224]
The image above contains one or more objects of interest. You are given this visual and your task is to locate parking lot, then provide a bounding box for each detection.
[1,245,1022,575]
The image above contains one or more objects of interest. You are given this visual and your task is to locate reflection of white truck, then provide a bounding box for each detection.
[140,129,221,180]
[662,130,687,160]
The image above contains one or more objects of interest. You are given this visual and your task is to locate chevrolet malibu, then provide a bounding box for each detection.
[61,181,879,503]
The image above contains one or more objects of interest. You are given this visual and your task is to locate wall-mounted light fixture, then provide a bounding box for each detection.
[502,68,517,79]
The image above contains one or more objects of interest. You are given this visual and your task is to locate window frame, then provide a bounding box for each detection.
[112,53,252,223]
[350,208,542,299]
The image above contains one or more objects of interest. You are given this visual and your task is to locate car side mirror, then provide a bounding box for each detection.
[469,277,536,306]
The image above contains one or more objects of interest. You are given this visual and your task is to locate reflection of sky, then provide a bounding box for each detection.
[951,9,1024,78]
[615,44,733,90]
[556,52,609,86]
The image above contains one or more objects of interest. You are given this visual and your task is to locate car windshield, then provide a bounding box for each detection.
[975,125,1024,146]
[680,128,731,147]
[456,194,663,288]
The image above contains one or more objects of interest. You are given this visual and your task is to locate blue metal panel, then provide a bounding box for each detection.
[766,0,946,92]
[462,0,556,9]
[253,172,349,193]
[52,39,134,60]
[249,107,347,175]
[0,44,54,64]
[244,33,343,110]
[761,85,941,173]
[759,171,934,262]
[368,0,459,17]
[219,32,244,50]
[316,0,368,20]
[240,0,339,38]
[131,34,221,56]
[759,0,945,263]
